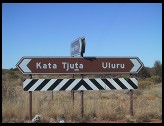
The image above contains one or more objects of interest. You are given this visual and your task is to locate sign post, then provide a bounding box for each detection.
[71,74,75,105]
[29,74,32,121]
[130,89,133,116]
[80,37,85,118]
[70,36,86,117]
[70,37,86,116]
[70,37,85,106]
[129,74,134,116]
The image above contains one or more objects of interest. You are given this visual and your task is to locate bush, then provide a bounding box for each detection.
[138,80,153,89]
[150,76,161,84]
[10,68,18,71]
[136,112,160,123]
[8,71,19,79]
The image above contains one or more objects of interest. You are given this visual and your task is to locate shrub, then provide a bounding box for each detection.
[10,68,18,71]
[150,76,161,84]
[138,80,153,89]
[136,112,160,123]
[8,71,19,79]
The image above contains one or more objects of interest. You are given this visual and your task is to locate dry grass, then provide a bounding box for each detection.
[2,69,162,123]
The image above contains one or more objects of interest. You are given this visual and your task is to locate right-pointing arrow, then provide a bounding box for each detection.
[19,59,32,73]
[130,59,141,72]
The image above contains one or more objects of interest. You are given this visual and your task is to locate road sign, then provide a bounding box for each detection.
[23,78,138,91]
[71,37,85,56]
[16,56,144,74]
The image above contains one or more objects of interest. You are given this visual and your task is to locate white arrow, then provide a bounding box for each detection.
[19,59,32,73]
[130,59,141,72]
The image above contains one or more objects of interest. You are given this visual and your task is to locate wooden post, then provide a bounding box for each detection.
[29,74,32,120]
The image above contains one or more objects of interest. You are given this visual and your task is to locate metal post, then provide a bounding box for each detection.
[71,55,75,105]
[129,74,133,116]
[72,91,74,104]
[29,74,32,120]
[81,90,84,117]
[71,74,75,105]
[81,74,84,117]
[80,51,84,117]
[130,89,133,116]
[93,93,96,117]
[52,91,53,100]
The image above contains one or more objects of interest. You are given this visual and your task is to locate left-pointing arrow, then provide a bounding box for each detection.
[19,59,32,73]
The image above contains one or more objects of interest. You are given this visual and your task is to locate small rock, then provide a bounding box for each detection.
[59,120,64,123]
[32,114,41,123]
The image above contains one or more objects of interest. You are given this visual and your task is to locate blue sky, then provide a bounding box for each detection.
[2,3,162,69]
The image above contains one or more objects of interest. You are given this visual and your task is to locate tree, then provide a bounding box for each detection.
[10,68,18,71]
[137,66,151,78]
[154,60,162,77]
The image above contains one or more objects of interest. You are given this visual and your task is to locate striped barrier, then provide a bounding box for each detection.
[23,78,138,91]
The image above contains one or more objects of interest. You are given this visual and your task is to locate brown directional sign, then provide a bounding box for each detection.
[16,56,144,74]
